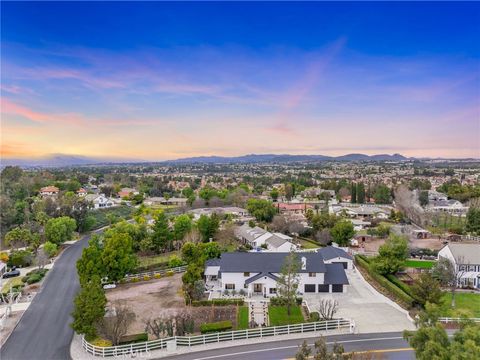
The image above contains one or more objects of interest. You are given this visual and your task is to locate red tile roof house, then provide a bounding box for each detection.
[77,188,87,197]
[276,202,313,214]
[39,186,60,197]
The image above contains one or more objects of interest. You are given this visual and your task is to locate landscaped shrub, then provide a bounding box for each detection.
[131,277,139,282]
[143,275,151,281]
[166,270,174,277]
[309,312,320,322]
[168,255,184,268]
[200,320,233,334]
[355,255,414,308]
[25,273,43,284]
[154,273,162,279]
[119,332,149,344]
[270,297,303,306]
[21,268,48,285]
[386,274,414,297]
[192,299,244,307]
[8,250,34,267]
[91,338,113,347]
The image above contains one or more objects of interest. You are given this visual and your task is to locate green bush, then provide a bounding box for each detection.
[192,299,244,307]
[166,270,174,277]
[200,321,233,334]
[8,250,33,267]
[355,255,415,308]
[309,312,320,322]
[26,273,43,284]
[21,269,48,285]
[270,297,303,306]
[119,332,148,344]
[385,274,414,297]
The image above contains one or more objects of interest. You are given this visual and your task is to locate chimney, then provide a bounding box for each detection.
[301,256,307,270]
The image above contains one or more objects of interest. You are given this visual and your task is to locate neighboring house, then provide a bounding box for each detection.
[144,197,188,207]
[205,248,349,297]
[235,224,297,252]
[349,219,371,231]
[40,186,59,197]
[426,199,468,215]
[77,188,87,197]
[118,188,139,198]
[438,243,480,289]
[428,190,448,202]
[331,204,389,220]
[276,202,313,215]
[84,194,115,209]
[189,206,252,222]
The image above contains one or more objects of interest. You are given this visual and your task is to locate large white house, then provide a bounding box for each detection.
[205,247,352,297]
[84,194,115,209]
[235,224,298,252]
[438,243,480,289]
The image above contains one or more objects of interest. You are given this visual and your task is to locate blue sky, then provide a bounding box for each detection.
[2,2,479,159]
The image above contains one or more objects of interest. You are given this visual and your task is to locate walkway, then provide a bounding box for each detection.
[249,301,269,327]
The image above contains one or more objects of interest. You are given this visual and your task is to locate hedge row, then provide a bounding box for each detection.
[270,296,303,306]
[200,320,233,334]
[386,274,415,298]
[355,255,415,308]
[192,299,245,307]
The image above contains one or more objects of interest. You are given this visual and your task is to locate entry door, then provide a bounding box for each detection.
[254,284,262,293]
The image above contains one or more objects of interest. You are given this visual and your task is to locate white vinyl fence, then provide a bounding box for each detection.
[82,318,354,357]
[123,265,187,281]
[439,317,480,323]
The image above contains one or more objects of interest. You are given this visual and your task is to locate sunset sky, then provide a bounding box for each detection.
[1,2,479,160]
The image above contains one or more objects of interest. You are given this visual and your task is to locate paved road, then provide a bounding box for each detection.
[1,234,92,360]
[160,332,414,360]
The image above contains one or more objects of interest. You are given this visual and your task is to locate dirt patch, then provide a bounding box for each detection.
[408,237,445,251]
[105,273,186,334]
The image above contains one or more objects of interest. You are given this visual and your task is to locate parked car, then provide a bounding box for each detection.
[2,269,21,279]
[103,283,116,290]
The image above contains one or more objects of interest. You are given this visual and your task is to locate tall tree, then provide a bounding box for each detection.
[356,183,365,204]
[174,214,193,241]
[330,220,354,246]
[151,211,173,252]
[277,251,300,316]
[196,214,220,242]
[102,232,137,282]
[71,276,107,339]
[77,235,105,286]
[432,257,465,308]
[350,183,357,203]
[45,216,77,245]
[372,234,408,275]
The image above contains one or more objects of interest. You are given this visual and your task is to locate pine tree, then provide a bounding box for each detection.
[350,182,357,203]
[357,182,365,203]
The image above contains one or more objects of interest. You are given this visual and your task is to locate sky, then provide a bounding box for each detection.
[1,2,479,161]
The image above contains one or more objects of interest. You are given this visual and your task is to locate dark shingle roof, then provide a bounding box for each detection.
[318,246,353,261]
[245,272,279,284]
[324,264,349,285]
[205,258,221,266]
[215,252,326,273]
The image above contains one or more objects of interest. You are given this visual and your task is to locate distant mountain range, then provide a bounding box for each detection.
[165,153,410,164]
[0,154,140,167]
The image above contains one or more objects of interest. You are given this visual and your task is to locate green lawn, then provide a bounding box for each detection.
[297,239,320,249]
[439,293,480,318]
[237,306,249,330]
[403,259,436,269]
[136,251,181,270]
[268,306,305,326]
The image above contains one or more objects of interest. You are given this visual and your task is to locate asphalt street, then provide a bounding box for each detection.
[160,332,414,360]
[1,233,92,360]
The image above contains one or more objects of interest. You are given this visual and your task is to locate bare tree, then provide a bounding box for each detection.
[432,256,466,307]
[101,301,136,345]
[184,228,202,244]
[318,299,338,320]
[315,229,332,245]
[277,251,300,316]
[214,223,236,247]
[394,184,429,227]
[144,311,194,338]
[35,248,49,269]
[288,221,305,236]
[271,215,289,233]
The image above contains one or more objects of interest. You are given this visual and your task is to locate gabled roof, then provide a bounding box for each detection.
[245,272,279,284]
[318,246,353,261]
[444,243,480,265]
[266,234,290,248]
[213,252,326,273]
[324,263,349,285]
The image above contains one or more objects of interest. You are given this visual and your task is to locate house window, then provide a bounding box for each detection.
[244,272,250,277]
[318,284,329,292]
[225,284,235,290]
[304,284,316,293]
[308,272,316,277]
[269,288,277,294]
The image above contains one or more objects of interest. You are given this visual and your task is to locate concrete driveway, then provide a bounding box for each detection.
[304,269,415,333]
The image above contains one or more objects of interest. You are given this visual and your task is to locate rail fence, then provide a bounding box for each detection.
[82,318,354,357]
[439,317,480,323]
[123,265,187,281]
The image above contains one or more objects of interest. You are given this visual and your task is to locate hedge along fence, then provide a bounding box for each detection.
[354,255,415,309]
[270,297,303,306]
[123,265,187,282]
[82,318,354,357]
[192,299,244,307]
[200,321,233,334]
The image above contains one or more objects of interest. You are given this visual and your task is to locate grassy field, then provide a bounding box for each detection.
[297,238,320,249]
[237,306,249,330]
[268,306,305,326]
[137,251,181,268]
[439,292,480,318]
[89,206,134,229]
[403,259,436,269]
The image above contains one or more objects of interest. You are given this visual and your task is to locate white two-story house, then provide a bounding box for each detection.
[84,194,115,209]
[205,247,351,297]
[235,224,298,252]
[438,243,480,289]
